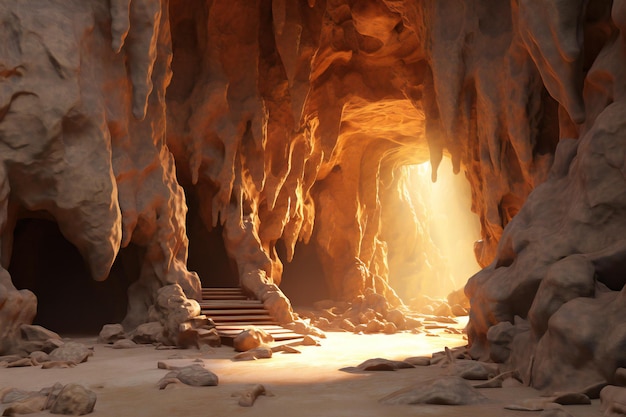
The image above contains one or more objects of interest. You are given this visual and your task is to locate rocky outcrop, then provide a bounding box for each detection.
[1,0,624,395]
[0,0,198,354]
[466,0,626,393]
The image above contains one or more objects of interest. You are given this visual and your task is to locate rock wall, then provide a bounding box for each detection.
[1,0,623,393]
[0,0,199,353]
[467,0,626,392]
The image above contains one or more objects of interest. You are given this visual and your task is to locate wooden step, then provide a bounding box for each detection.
[201,309,269,315]
[202,295,249,300]
[200,301,263,308]
[215,324,286,330]
[201,286,298,344]
[211,314,274,323]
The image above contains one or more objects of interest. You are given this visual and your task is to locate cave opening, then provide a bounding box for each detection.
[276,238,331,309]
[9,218,136,335]
[387,158,481,303]
[185,191,239,288]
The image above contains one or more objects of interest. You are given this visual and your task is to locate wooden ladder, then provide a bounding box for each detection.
[200,287,302,345]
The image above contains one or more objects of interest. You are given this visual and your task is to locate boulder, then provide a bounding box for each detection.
[50,384,96,415]
[380,376,489,405]
[98,324,125,344]
[233,328,273,352]
[49,342,92,364]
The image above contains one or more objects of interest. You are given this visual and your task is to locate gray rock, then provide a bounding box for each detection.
[49,342,92,364]
[2,395,46,415]
[29,351,49,363]
[50,384,96,415]
[346,358,414,372]
[380,376,489,405]
[20,325,61,342]
[42,339,65,354]
[111,339,139,349]
[158,364,218,389]
[403,356,431,366]
[97,324,125,344]
[131,322,163,344]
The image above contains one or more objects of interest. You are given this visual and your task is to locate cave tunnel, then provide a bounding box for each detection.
[276,238,331,309]
[389,158,482,302]
[185,190,239,288]
[9,218,138,334]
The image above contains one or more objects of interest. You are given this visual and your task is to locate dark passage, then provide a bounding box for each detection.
[9,218,135,334]
[276,239,330,308]
[185,192,239,287]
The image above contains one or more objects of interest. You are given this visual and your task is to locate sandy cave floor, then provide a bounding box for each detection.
[0,320,605,417]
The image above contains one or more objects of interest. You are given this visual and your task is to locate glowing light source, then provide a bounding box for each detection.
[386,158,481,301]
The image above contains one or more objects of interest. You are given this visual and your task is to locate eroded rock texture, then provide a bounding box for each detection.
[0,0,199,353]
[466,0,626,393]
[0,0,624,393]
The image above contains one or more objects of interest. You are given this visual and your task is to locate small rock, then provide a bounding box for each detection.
[447,360,494,380]
[363,292,388,315]
[29,351,49,363]
[404,317,422,329]
[403,356,431,366]
[579,381,608,399]
[365,319,385,334]
[272,345,301,354]
[383,322,397,334]
[472,371,517,388]
[6,358,36,368]
[232,384,269,407]
[98,324,125,344]
[380,376,489,405]
[233,347,273,361]
[338,319,355,332]
[342,358,414,372]
[301,335,321,346]
[158,364,219,389]
[385,310,406,329]
[20,325,61,342]
[50,384,96,415]
[434,303,453,317]
[1,388,35,404]
[504,400,547,411]
[233,329,273,352]
[177,327,220,349]
[314,317,331,330]
[49,342,92,364]
[2,395,46,416]
[132,322,163,344]
[447,288,470,309]
[354,324,367,334]
[42,339,64,354]
[550,392,591,405]
[111,339,139,349]
[451,304,469,317]
[601,386,626,416]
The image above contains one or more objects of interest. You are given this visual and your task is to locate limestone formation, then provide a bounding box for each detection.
[0,0,624,401]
